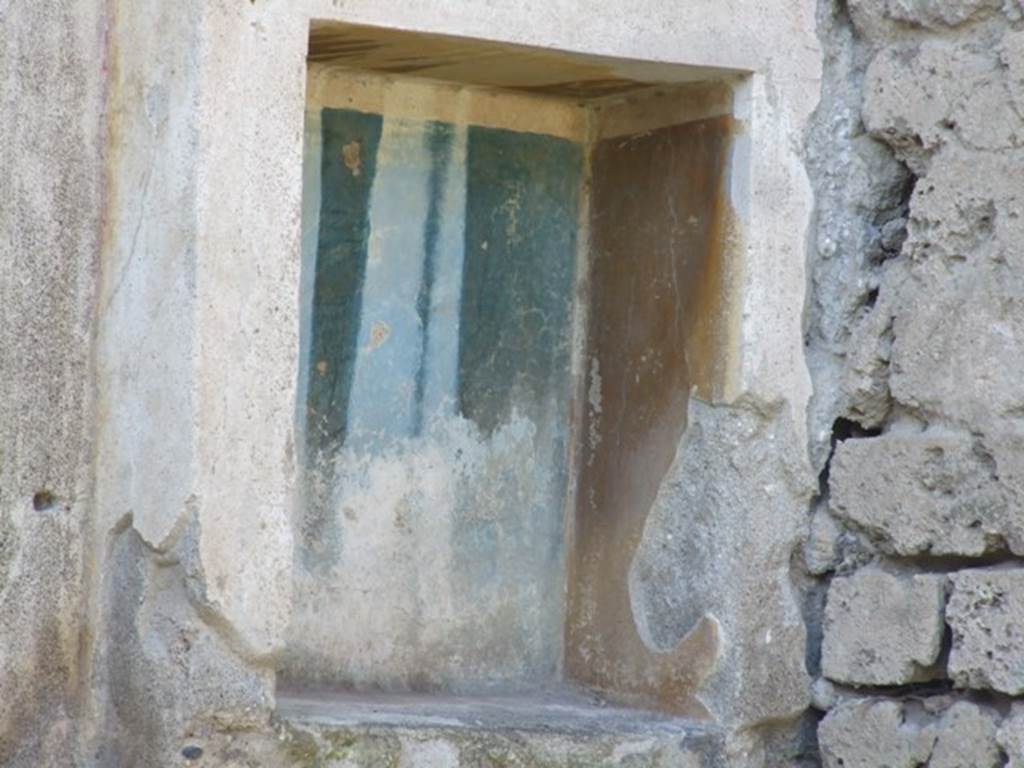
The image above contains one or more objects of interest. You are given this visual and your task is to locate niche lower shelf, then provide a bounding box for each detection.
[275,689,725,766]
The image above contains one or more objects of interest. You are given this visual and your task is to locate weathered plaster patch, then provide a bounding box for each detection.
[628,395,813,726]
[286,412,568,691]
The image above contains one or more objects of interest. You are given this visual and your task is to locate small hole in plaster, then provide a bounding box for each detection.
[182,745,203,761]
[32,490,55,511]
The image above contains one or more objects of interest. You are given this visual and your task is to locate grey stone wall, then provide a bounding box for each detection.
[805,0,1024,764]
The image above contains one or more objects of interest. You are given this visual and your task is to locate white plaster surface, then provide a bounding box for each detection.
[4,0,823,764]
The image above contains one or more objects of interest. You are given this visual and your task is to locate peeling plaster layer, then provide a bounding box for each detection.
[566,112,740,717]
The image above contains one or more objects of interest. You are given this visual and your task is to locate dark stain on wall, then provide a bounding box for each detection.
[411,121,456,436]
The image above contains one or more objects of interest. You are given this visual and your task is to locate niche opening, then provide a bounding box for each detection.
[281,20,742,722]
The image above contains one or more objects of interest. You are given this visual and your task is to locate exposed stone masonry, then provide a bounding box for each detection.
[805,0,1024,764]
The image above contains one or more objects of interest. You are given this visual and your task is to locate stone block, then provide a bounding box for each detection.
[889,262,1024,429]
[821,568,945,685]
[821,698,1002,768]
[840,282,896,430]
[998,703,1024,768]
[862,42,1006,172]
[948,569,1024,694]
[805,508,844,576]
[879,134,1024,425]
[830,432,1024,557]
[805,506,874,576]
[848,0,1004,40]
[930,701,1002,768]
[819,699,936,768]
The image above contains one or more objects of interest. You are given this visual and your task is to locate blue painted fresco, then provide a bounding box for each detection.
[303,110,580,461]
[292,106,582,692]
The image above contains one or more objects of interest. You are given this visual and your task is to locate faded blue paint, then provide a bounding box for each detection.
[292,107,583,693]
[303,114,581,456]
[344,117,444,449]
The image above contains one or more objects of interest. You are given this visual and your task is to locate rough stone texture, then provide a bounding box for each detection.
[947,569,1024,695]
[863,39,1011,174]
[830,431,1024,557]
[805,505,875,576]
[819,699,937,768]
[805,7,1024,768]
[929,702,1002,768]
[0,1,104,763]
[808,0,1024,760]
[998,703,1024,768]
[629,396,815,728]
[805,508,847,575]
[820,698,1004,768]
[821,568,946,685]
[859,31,1024,430]
[804,0,912,467]
[848,0,1009,41]
[887,236,1024,432]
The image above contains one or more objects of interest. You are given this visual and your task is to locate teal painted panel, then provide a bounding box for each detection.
[291,109,582,693]
[305,108,383,460]
[458,127,582,435]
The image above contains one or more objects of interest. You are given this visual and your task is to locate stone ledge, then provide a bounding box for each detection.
[270,691,725,767]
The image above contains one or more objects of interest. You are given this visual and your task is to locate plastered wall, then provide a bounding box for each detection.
[0,0,831,765]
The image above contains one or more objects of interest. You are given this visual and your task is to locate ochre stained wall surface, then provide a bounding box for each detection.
[567,114,737,716]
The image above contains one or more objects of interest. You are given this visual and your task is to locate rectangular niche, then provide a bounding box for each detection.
[281,20,742,719]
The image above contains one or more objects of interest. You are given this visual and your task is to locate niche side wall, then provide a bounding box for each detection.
[567,98,738,717]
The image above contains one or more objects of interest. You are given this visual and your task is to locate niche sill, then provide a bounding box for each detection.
[276,689,724,764]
